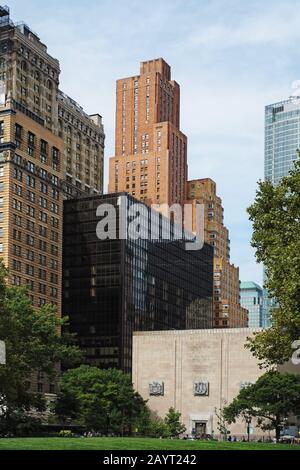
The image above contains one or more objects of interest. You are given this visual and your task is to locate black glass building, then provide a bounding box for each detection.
[63,193,213,373]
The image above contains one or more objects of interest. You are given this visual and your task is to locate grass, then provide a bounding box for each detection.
[0,438,299,451]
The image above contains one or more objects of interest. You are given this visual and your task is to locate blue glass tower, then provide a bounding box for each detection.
[240,282,266,328]
[265,88,300,185]
[264,85,300,325]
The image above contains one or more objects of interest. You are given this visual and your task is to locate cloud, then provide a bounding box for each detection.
[7,0,298,285]
[186,3,300,50]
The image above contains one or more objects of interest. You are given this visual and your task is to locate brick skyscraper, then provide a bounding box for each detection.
[187,179,248,328]
[109,58,187,206]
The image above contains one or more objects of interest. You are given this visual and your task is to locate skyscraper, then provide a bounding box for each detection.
[264,83,300,325]
[0,5,105,199]
[109,58,187,207]
[240,282,266,328]
[265,85,300,186]
[0,5,105,392]
[63,193,214,373]
[186,178,248,328]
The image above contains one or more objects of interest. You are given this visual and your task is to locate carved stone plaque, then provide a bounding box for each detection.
[149,382,164,396]
[193,381,209,396]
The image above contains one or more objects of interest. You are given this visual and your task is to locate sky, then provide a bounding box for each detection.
[6,0,300,285]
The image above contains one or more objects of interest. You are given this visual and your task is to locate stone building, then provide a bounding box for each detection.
[0,6,105,199]
[0,5,105,392]
[58,91,104,199]
[133,328,278,439]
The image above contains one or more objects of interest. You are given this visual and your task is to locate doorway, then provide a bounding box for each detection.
[194,421,207,438]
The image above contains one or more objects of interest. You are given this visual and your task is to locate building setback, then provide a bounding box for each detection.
[58,91,105,198]
[63,193,214,373]
[186,178,248,328]
[0,6,105,200]
[109,58,187,207]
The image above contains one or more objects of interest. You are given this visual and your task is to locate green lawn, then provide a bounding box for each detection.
[0,438,299,451]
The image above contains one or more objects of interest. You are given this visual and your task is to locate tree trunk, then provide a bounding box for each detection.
[275,425,281,442]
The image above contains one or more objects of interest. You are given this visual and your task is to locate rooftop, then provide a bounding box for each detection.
[133,328,263,337]
[240,281,263,291]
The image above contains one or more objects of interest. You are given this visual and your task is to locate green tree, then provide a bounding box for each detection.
[247,154,300,366]
[164,407,186,438]
[214,407,230,441]
[223,371,300,441]
[0,262,81,435]
[55,366,148,435]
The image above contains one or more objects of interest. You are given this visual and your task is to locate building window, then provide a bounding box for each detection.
[26,250,35,262]
[39,255,47,266]
[52,147,60,170]
[13,168,22,182]
[40,140,48,163]
[12,275,21,286]
[27,132,35,156]
[26,265,34,276]
[38,283,46,295]
[12,199,22,212]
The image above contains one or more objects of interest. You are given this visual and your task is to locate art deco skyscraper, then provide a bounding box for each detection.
[0,6,105,199]
[0,5,105,392]
[109,58,187,206]
[187,178,248,328]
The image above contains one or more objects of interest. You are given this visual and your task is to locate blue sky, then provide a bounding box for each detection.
[7,0,300,285]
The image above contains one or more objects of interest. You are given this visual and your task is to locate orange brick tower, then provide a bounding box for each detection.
[109,58,187,207]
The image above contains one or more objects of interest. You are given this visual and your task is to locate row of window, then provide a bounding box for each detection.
[12,123,60,169]
[58,106,104,145]
[12,159,59,186]
[11,194,59,215]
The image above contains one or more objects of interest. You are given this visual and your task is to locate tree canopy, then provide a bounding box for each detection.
[223,371,300,441]
[247,155,300,366]
[164,407,186,438]
[54,365,148,435]
[0,262,81,434]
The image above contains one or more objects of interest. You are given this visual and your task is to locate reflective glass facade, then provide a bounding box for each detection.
[264,95,300,324]
[240,282,265,328]
[265,97,300,186]
[63,193,214,373]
